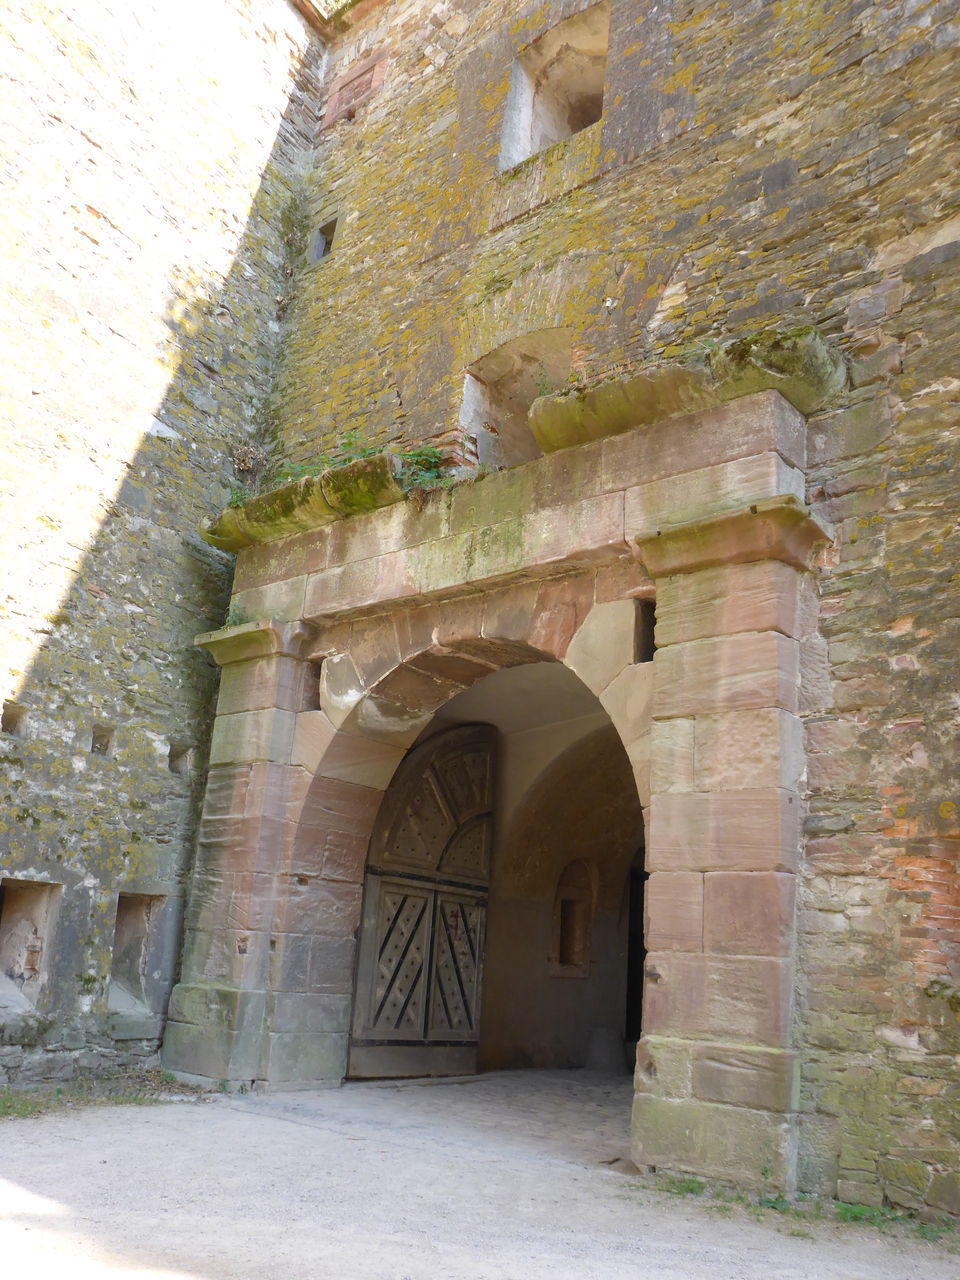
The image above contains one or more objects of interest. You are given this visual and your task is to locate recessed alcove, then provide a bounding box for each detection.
[499,1,610,170]
[459,328,574,469]
[0,879,60,1010]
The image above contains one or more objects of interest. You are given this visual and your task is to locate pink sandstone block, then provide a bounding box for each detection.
[703,871,796,957]
[648,789,802,873]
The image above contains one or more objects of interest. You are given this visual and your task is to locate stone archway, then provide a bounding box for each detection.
[163,388,830,1194]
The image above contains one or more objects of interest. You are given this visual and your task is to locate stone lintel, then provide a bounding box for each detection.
[635,495,833,578]
[195,619,313,666]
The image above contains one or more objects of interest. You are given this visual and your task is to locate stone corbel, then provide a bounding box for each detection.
[634,494,834,579]
[195,619,314,667]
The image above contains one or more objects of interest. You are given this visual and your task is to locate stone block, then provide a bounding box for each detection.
[632,1094,797,1190]
[692,1043,799,1112]
[296,774,383,839]
[703,872,796,956]
[522,492,627,569]
[601,391,806,491]
[305,548,417,619]
[626,453,804,541]
[307,723,404,789]
[267,992,351,1036]
[564,599,638,694]
[274,877,363,937]
[528,574,597,660]
[220,653,309,717]
[655,560,818,645]
[265,1031,348,1085]
[799,636,832,714]
[107,1009,163,1041]
[694,708,804,792]
[208,709,297,766]
[645,871,703,951]
[599,661,654,744]
[649,789,801,873]
[652,632,799,718]
[626,734,651,809]
[634,1035,694,1098]
[231,575,307,625]
[649,718,695,793]
[317,651,365,727]
[309,935,358,994]
[643,951,794,1046]
[290,709,339,773]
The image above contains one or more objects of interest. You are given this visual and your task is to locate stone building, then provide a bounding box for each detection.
[2,0,959,1216]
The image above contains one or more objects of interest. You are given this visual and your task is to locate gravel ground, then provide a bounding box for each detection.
[1,1069,956,1280]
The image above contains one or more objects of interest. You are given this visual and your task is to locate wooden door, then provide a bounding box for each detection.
[348,724,496,1078]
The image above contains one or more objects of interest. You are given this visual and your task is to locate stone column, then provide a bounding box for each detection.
[162,620,311,1086]
[633,496,828,1191]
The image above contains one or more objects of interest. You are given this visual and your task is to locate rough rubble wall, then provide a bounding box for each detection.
[267,0,960,1211]
[0,0,322,1082]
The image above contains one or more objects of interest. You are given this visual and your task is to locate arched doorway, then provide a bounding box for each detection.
[347,661,645,1079]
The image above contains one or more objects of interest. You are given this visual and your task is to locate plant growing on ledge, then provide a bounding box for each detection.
[271,429,381,487]
[396,444,448,494]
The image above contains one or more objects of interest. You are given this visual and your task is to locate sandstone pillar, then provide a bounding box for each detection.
[162,621,312,1086]
[632,496,828,1190]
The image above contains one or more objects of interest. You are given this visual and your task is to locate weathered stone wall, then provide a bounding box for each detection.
[262,0,960,1212]
[0,0,323,1081]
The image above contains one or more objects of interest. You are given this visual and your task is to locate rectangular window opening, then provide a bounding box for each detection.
[91,724,114,756]
[635,600,657,664]
[310,216,339,263]
[499,0,610,170]
[1,700,26,736]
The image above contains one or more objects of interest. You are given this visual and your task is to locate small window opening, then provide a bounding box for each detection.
[460,328,573,470]
[635,600,657,664]
[0,879,60,1009]
[551,859,596,976]
[558,898,588,967]
[109,893,163,1011]
[168,740,193,777]
[310,217,339,263]
[1,701,26,736]
[300,660,323,711]
[91,724,114,756]
[500,0,610,170]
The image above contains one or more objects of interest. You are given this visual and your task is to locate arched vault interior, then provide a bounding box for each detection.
[418,660,645,1070]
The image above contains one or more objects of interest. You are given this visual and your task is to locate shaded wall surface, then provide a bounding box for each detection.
[245,0,960,1216]
[0,0,323,1081]
[481,723,643,1071]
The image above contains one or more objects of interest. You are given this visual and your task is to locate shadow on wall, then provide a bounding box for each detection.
[480,722,644,1072]
[0,19,325,1078]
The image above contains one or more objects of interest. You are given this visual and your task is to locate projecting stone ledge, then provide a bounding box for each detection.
[529,326,847,454]
[201,452,405,552]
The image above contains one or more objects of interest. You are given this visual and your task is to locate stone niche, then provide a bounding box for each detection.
[0,878,60,1011]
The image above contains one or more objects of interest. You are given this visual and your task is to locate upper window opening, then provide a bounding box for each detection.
[1,700,26,736]
[499,0,610,170]
[310,217,339,263]
[460,328,574,470]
